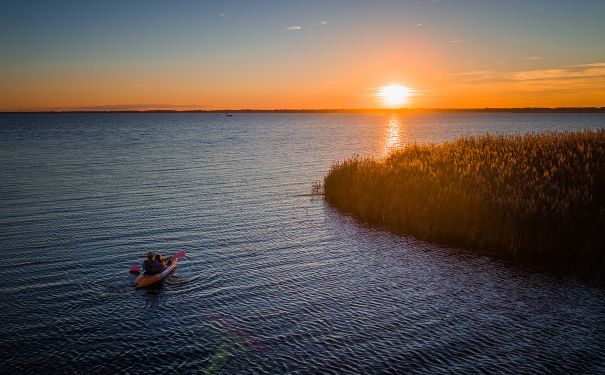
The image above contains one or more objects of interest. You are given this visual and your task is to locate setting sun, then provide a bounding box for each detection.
[377,84,413,108]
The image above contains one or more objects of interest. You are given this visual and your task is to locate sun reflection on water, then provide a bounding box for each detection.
[383,115,404,155]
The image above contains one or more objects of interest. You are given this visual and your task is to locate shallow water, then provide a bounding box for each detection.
[1,113,604,373]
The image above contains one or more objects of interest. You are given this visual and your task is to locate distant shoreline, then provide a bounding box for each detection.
[1,107,605,114]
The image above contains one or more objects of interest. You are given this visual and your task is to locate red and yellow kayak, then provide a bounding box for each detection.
[134,258,177,288]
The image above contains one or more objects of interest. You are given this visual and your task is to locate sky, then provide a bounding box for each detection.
[1,0,604,111]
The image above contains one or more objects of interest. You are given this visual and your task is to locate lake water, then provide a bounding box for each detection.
[1,113,604,374]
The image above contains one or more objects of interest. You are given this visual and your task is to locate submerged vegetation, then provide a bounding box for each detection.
[324,130,605,276]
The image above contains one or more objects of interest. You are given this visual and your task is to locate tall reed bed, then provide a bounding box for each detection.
[324,130,605,276]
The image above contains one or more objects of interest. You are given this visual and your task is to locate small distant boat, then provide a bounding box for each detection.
[225,113,233,117]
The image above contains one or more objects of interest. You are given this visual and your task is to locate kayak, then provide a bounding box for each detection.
[134,258,177,288]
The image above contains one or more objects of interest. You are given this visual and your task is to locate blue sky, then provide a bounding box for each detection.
[1,0,604,109]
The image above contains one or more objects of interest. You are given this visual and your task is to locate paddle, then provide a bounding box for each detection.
[173,250,186,259]
[128,250,186,273]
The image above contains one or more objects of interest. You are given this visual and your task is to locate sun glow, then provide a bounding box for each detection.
[377,84,413,107]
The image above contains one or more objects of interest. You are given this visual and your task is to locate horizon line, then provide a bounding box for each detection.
[2,107,605,114]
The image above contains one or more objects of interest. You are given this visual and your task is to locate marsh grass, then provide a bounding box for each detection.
[324,130,605,276]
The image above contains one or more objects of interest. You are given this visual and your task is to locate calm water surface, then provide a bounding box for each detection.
[1,113,604,374]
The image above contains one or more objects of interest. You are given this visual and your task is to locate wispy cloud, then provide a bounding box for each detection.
[576,62,605,68]
[450,62,605,83]
[448,70,495,81]
[446,61,605,100]
[450,40,464,43]
[415,23,423,27]
[451,76,605,97]
[286,21,328,31]
[134,83,143,88]
[512,63,605,81]
[525,56,542,61]
[219,12,227,17]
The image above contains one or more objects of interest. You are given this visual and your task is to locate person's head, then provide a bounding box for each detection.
[147,252,154,260]
[155,254,163,262]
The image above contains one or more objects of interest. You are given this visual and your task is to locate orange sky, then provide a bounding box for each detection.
[1,1,604,111]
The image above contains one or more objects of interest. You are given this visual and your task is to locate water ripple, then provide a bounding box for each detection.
[1,113,605,373]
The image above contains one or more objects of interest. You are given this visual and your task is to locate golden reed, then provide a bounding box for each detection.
[324,130,605,276]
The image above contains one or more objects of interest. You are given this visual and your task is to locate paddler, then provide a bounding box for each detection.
[143,252,162,275]
[155,254,174,269]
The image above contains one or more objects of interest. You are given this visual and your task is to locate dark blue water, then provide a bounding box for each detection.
[1,113,604,374]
